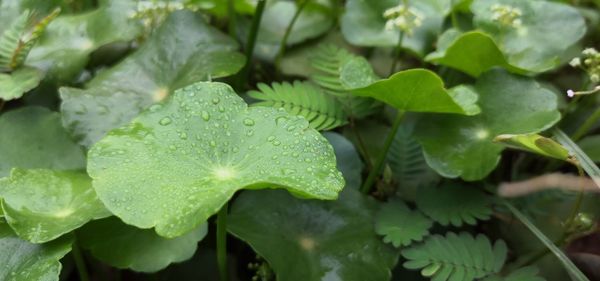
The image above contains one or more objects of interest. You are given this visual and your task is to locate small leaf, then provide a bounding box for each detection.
[0,169,109,243]
[323,132,364,189]
[87,82,345,238]
[494,133,577,165]
[402,232,507,281]
[414,69,561,180]
[416,184,493,227]
[375,199,433,247]
[350,69,480,115]
[248,81,348,131]
[77,217,207,273]
[228,188,400,281]
[60,10,245,147]
[0,224,72,281]
[0,107,86,177]
[0,67,43,101]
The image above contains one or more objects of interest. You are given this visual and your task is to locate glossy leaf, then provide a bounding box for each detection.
[0,107,85,177]
[0,169,109,243]
[228,188,399,281]
[375,199,433,248]
[416,184,493,227]
[60,10,245,147]
[471,0,586,73]
[341,0,452,56]
[0,67,43,101]
[0,224,72,281]
[350,69,480,115]
[414,69,561,180]
[323,132,364,189]
[27,0,142,81]
[78,217,207,273]
[494,133,577,165]
[87,82,345,238]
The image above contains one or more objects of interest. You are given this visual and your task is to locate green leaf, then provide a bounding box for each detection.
[248,81,348,131]
[579,135,600,162]
[60,10,245,147]
[27,0,142,81]
[87,82,345,238]
[0,67,43,101]
[414,69,561,180]
[554,129,600,188]
[416,184,493,227]
[323,132,364,189]
[426,30,526,77]
[494,133,577,165]
[402,232,507,281]
[228,188,399,281]
[375,199,433,248]
[483,266,546,281]
[77,217,207,273]
[0,107,86,177]
[471,0,586,72]
[341,0,452,56]
[350,69,480,115]
[0,224,72,281]
[0,169,109,243]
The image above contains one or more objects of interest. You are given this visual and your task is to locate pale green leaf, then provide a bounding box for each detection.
[494,133,577,165]
[0,67,43,100]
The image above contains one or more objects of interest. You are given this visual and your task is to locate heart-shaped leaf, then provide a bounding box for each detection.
[470,0,586,73]
[414,69,561,180]
[0,67,43,101]
[77,217,207,273]
[60,10,245,148]
[228,188,399,281]
[0,168,109,243]
[375,199,433,248]
[87,81,345,238]
[0,107,85,177]
[341,0,452,56]
[0,224,72,281]
[350,69,480,115]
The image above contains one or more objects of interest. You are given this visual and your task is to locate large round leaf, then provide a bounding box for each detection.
[87,81,345,238]
[0,169,109,243]
[471,0,585,72]
[228,188,399,281]
[414,69,561,180]
[60,10,245,148]
[0,224,72,281]
[77,217,207,273]
[0,107,85,177]
[341,0,452,56]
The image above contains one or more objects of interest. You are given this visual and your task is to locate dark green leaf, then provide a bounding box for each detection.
[375,199,433,247]
[416,184,493,226]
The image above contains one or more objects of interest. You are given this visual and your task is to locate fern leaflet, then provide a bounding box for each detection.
[416,184,493,227]
[483,266,546,281]
[248,81,348,131]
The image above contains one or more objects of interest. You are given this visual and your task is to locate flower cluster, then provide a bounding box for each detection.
[570,48,600,84]
[130,1,189,32]
[490,4,523,29]
[383,4,424,36]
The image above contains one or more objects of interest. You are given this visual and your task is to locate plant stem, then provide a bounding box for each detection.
[0,99,5,112]
[388,32,405,76]
[238,0,267,88]
[350,117,373,170]
[360,112,405,194]
[227,0,236,37]
[217,203,229,281]
[571,107,600,142]
[274,0,310,69]
[71,241,90,281]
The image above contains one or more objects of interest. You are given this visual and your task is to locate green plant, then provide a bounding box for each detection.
[1,0,599,281]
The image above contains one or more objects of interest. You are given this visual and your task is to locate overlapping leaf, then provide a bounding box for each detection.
[494,133,577,165]
[375,199,433,247]
[87,82,344,238]
[0,67,43,100]
[416,184,493,226]
[323,132,364,189]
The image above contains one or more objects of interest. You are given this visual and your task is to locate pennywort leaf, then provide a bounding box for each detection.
[375,199,433,247]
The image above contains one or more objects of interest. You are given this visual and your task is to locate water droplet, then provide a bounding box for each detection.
[243,118,255,126]
[267,136,276,142]
[179,132,188,140]
[209,140,217,147]
[273,140,281,146]
[159,117,172,126]
[201,111,210,121]
[212,97,220,104]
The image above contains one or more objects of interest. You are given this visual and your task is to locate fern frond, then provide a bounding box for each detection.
[0,8,60,72]
[402,232,507,281]
[416,184,493,227]
[248,81,348,131]
[309,44,381,118]
[483,266,546,281]
[375,199,433,248]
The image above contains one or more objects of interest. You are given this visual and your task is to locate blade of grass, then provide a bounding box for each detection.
[553,128,600,188]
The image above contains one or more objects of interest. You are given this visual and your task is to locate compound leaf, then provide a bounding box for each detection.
[416,184,493,227]
[483,266,545,281]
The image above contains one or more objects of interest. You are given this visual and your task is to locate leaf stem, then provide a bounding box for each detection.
[389,32,405,76]
[350,117,373,170]
[228,0,236,37]
[71,240,90,281]
[274,0,311,69]
[217,203,229,281]
[571,107,600,142]
[238,0,267,88]
[360,112,405,194]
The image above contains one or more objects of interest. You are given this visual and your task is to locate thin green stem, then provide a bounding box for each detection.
[217,203,229,281]
[71,241,90,281]
[0,99,5,112]
[360,112,405,194]
[227,0,236,37]
[388,32,405,76]
[350,117,373,170]
[237,0,267,88]
[571,107,600,142]
[274,0,310,69]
